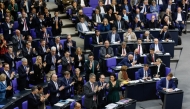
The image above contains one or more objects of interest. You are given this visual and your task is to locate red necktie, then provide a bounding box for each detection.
[152,55,154,62]
[138,45,140,54]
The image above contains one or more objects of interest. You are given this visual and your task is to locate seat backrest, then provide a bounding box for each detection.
[165,67,171,76]
[57,65,62,77]
[30,29,36,39]
[115,73,118,79]
[22,101,28,109]
[13,21,19,30]
[70,101,76,109]
[106,58,116,68]
[14,107,19,109]
[146,13,157,20]
[135,71,139,80]
[82,95,85,107]
[82,7,93,16]
[12,78,18,91]
[60,39,66,46]
[32,57,36,64]
[89,37,92,44]
[47,27,52,32]
[16,61,22,71]
[144,56,147,64]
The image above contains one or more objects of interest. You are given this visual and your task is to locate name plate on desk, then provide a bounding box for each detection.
[162,40,173,42]
[128,80,139,84]
[85,31,95,34]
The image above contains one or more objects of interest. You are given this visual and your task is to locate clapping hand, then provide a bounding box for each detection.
[120,83,124,87]
[59,86,65,91]
[6,86,12,90]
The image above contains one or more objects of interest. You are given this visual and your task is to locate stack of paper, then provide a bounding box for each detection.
[105,103,118,109]
[54,103,65,107]
[66,98,75,102]
[174,88,181,91]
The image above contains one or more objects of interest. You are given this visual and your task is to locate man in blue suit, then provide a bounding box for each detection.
[158,73,176,103]
[118,54,137,67]
[137,64,151,79]
[106,27,121,44]
[60,71,75,100]
[150,38,165,53]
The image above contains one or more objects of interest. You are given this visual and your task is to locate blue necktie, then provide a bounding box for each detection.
[163,32,166,40]
[125,5,129,12]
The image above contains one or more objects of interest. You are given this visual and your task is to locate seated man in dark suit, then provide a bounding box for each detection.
[158,73,176,103]
[97,74,107,108]
[117,42,131,57]
[146,48,159,64]
[132,17,143,30]
[48,74,64,106]
[37,39,50,62]
[147,15,159,28]
[92,9,103,27]
[142,31,154,42]
[52,36,64,59]
[1,63,14,98]
[28,86,43,109]
[118,54,138,67]
[4,46,20,71]
[133,38,147,55]
[22,42,37,69]
[114,15,125,31]
[40,26,53,47]
[137,64,152,80]
[159,26,172,41]
[64,35,76,57]
[92,30,103,45]
[84,53,100,81]
[106,27,121,44]
[99,40,114,59]
[60,71,75,99]
[83,73,99,109]
[150,38,165,53]
[61,51,74,75]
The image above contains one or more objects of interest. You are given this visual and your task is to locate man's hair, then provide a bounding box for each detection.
[89,73,96,79]
[88,53,94,57]
[21,58,27,62]
[144,64,149,67]
[31,86,38,92]
[167,73,173,77]
[150,48,155,51]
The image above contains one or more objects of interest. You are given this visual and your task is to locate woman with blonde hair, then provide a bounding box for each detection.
[154,58,166,78]
[33,56,46,84]
[118,65,130,82]
[74,47,85,73]
[100,18,110,32]
[0,73,12,101]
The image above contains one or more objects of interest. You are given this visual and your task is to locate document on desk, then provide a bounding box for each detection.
[105,103,118,109]
[174,88,181,91]
[66,98,75,102]
[86,31,95,34]
[54,103,65,107]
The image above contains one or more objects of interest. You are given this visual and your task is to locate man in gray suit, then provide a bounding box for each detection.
[84,73,100,109]
[99,40,114,59]
[77,17,91,37]
[12,30,26,53]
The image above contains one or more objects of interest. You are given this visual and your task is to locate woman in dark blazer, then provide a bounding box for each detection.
[105,8,116,28]
[72,68,84,95]
[74,47,85,73]
[33,56,46,85]
[154,58,166,78]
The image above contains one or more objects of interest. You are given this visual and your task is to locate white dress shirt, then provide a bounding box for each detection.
[138,44,143,55]
[56,44,60,56]
[157,0,163,5]
[78,55,82,66]
[81,23,88,32]
[166,78,169,89]
[144,70,148,78]
[140,4,146,13]
[7,23,11,34]
[111,34,116,43]
[177,13,182,21]
[100,7,105,14]
[80,0,85,7]
[121,48,126,56]
[136,14,140,21]
[96,14,101,23]
[127,34,131,40]
[157,64,160,74]
[105,0,111,5]
[155,44,160,52]
[96,36,99,44]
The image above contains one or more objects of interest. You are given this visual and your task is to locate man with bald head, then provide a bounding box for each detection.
[74,102,81,109]
[118,54,137,67]
[99,40,114,59]
[150,38,165,53]
[12,29,25,52]
[18,12,30,37]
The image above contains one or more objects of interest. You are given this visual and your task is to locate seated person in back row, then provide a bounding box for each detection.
[137,64,152,80]
[150,38,165,53]
[123,28,137,42]
[77,17,91,36]
[133,38,147,55]
[118,53,139,67]
[106,27,121,44]
[159,26,171,41]
[153,58,166,78]
[99,40,114,59]
[117,42,131,57]
[142,31,154,42]
[92,30,103,45]
[158,73,176,103]
[147,15,159,29]
[146,48,159,64]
